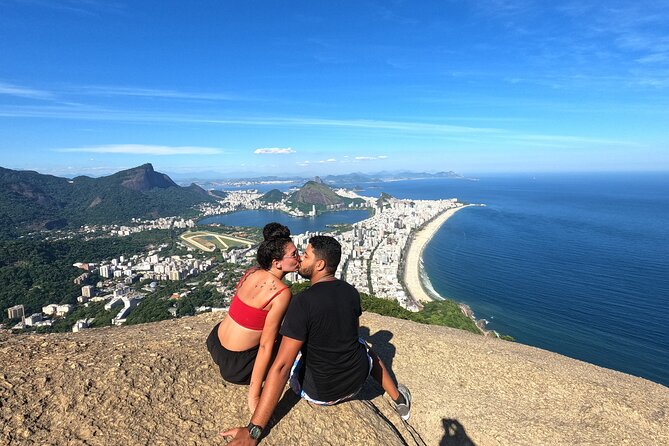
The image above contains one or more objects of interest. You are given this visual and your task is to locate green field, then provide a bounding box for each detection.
[180,231,254,252]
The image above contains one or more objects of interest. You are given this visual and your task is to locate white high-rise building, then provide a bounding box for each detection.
[7,304,24,320]
[82,285,94,298]
[99,265,111,278]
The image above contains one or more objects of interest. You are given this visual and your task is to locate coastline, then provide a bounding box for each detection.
[402,204,494,335]
[403,205,472,303]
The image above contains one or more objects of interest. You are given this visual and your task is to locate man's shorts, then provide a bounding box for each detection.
[206,322,259,385]
[288,337,373,406]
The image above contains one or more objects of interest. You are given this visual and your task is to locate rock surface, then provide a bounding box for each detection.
[1,312,667,445]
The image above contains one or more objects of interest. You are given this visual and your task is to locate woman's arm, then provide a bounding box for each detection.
[246,288,291,413]
[221,336,303,444]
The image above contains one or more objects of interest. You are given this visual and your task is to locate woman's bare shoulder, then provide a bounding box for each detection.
[238,268,286,295]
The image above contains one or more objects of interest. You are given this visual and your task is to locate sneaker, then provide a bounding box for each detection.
[395,384,412,420]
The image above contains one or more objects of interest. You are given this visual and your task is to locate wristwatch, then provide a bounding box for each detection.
[247,422,263,440]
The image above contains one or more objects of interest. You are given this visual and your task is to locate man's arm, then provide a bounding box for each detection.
[221,336,303,444]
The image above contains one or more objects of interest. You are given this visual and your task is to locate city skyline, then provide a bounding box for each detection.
[1,0,668,177]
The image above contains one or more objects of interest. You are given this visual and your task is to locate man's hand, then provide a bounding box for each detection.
[219,427,257,445]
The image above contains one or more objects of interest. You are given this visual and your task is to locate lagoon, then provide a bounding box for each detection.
[198,209,370,234]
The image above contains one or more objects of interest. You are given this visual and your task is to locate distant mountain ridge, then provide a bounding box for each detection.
[321,170,463,184]
[184,170,466,187]
[0,163,215,235]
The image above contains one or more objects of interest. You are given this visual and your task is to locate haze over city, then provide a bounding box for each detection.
[1,0,668,177]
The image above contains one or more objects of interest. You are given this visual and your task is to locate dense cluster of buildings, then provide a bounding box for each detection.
[110,217,196,236]
[281,192,460,311]
[7,243,218,332]
[95,250,214,283]
[39,216,197,242]
[198,190,262,216]
[339,197,460,311]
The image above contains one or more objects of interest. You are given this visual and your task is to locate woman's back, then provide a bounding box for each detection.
[218,268,289,351]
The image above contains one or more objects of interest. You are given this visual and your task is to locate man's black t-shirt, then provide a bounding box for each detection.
[279,279,369,401]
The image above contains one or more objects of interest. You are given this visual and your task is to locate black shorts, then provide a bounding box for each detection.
[206,322,259,385]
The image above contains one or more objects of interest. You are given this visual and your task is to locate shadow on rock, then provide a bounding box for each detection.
[358,326,398,400]
[359,326,397,381]
[440,418,477,446]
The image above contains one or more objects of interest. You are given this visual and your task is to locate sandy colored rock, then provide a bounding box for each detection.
[1,312,667,445]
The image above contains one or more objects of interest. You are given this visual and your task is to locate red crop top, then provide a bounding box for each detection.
[228,269,289,331]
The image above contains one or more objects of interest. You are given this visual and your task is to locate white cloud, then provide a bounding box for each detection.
[636,53,669,64]
[254,147,296,154]
[0,81,54,100]
[81,85,249,102]
[55,144,223,155]
[353,155,389,161]
[0,104,508,136]
[0,104,638,150]
[296,158,336,165]
[11,0,126,16]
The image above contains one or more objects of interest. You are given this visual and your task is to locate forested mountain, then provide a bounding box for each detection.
[289,181,345,205]
[0,164,215,235]
[259,189,287,204]
[286,181,365,212]
[287,181,345,208]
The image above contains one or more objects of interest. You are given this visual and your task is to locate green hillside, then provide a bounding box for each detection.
[0,164,215,235]
[287,181,365,213]
[259,188,287,204]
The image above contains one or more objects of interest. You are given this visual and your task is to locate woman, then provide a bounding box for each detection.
[206,222,299,412]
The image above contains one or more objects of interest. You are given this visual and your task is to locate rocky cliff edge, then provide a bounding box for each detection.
[1,312,667,445]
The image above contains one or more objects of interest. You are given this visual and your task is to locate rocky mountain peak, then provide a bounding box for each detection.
[117,163,177,192]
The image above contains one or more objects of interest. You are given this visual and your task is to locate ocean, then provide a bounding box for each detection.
[202,173,669,387]
[353,173,669,387]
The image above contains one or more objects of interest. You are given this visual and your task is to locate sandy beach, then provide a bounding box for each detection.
[403,204,472,303]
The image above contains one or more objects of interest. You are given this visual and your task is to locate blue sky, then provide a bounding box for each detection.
[1,0,668,178]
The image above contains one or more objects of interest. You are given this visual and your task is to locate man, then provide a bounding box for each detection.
[222,235,411,444]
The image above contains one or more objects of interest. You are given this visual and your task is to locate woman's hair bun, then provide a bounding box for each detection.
[263,222,290,241]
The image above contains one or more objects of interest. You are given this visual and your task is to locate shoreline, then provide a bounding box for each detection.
[403,204,472,303]
[402,204,495,335]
